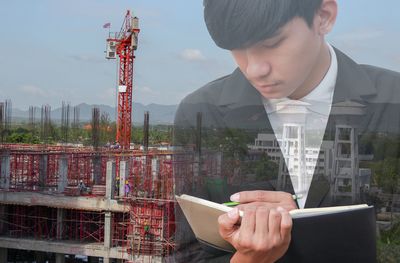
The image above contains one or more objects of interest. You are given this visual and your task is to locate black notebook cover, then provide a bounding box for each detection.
[277,206,376,263]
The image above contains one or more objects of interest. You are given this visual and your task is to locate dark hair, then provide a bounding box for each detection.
[203,0,323,50]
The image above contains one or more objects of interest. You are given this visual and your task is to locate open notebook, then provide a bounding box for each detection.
[176,194,377,263]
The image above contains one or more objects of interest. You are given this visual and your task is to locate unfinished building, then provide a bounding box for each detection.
[0,143,176,263]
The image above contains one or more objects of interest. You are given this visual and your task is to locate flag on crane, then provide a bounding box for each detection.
[103,22,111,29]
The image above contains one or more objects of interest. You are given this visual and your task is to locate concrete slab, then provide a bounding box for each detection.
[0,191,128,212]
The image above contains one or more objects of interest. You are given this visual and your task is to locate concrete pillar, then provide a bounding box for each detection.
[58,155,68,193]
[142,155,149,196]
[0,152,10,190]
[106,161,116,200]
[56,253,65,263]
[103,257,110,263]
[216,152,222,177]
[104,211,113,249]
[152,158,160,197]
[193,154,200,191]
[88,256,100,263]
[35,251,47,263]
[119,161,129,197]
[57,208,65,239]
[0,205,7,234]
[0,248,7,263]
[93,154,102,185]
[39,154,48,189]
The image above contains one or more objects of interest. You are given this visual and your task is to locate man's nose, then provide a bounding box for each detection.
[245,52,271,79]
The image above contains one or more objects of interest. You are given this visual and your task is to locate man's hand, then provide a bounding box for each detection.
[218,205,292,263]
[231,190,298,211]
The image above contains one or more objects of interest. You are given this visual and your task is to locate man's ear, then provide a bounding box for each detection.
[316,0,337,35]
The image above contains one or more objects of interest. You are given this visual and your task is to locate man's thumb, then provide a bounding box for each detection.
[218,208,240,239]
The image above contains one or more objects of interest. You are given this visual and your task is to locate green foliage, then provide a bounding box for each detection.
[370,135,400,161]
[203,128,251,158]
[132,125,172,145]
[254,153,279,181]
[220,129,249,158]
[132,127,144,144]
[371,158,400,195]
[99,112,115,145]
[8,132,40,144]
[377,241,400,263]
[150,125,172,144]
[6,127,40,144]
[380,220,400,245]
[3,120,172,147]
[378,221,400,263]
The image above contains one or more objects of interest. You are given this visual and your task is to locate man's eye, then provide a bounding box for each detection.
[262,38,284,49]
[263,41,280,49]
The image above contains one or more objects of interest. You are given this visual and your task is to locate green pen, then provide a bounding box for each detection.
[292,194,303,200]
[223,201,240,207]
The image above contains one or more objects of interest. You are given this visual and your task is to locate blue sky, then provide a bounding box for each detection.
[0,0,399,109]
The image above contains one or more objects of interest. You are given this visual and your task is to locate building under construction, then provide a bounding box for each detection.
[0,141,179,263]
[0,9,183,263]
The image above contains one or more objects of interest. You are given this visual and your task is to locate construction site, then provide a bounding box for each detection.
[3,5,400,263]
[0,10,182,263]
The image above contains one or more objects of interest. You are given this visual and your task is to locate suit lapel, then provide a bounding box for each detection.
[305,48,377,207]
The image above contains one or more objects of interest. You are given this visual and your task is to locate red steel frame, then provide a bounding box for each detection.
[120,153,175,258]
[65,209,104,242]
[0,144,114,192]
[110,10,140,149]
[2,205,104,242]
[116,41,134,150]
[68,153,93,187]
[0,144,178,260]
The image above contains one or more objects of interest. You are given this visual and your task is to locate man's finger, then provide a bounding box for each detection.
[236,202,296,211]
[238,206,256,247]
[268,208,282,243]
[254,206,270,241]
[240,206,256,234]
[231,190,293,204]
[277,207,292,243]
[218,207,240,240]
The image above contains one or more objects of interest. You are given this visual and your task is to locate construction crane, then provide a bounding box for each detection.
[105,10,140,149]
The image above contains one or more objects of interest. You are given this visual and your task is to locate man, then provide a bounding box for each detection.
[173,0,400,262]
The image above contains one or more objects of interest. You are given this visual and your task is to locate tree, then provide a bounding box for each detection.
[372,157,400,222]
[100,112,114,145]
[215,128,250,159]
[255,152,279,181]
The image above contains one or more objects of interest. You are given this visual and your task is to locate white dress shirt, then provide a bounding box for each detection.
[263,43,338,208]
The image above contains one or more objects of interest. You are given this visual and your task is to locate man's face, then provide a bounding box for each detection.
[231,17,325,100]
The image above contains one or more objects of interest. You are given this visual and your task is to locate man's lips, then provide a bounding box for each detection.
[257,83,280,89]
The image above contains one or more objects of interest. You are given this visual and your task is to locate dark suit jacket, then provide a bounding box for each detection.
[171,48,400,262]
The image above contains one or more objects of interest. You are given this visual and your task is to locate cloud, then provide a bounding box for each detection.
[329,28,386,55]
[19,85,48,97]
[136,86,160,96]
[331,28,384,44]
[97,88,116,100]
[68,54,105,64]
[179,49,206,62]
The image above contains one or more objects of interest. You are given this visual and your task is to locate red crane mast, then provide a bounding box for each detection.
[106,10,140,149]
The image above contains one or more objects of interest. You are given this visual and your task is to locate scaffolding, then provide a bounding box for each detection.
[0,143,177,262]
[0,205,107,243]
[119,153,175,260]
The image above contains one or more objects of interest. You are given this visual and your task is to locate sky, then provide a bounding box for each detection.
[0,0,399,110]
